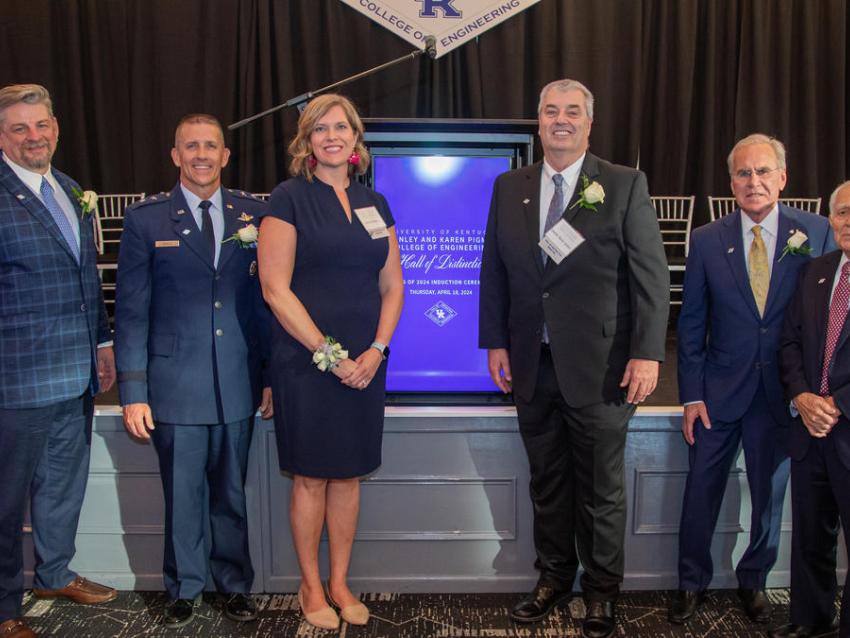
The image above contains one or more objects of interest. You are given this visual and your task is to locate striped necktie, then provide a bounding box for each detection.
[820,261,850,395]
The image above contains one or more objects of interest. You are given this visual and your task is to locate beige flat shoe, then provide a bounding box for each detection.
[297,589,339,630]
[326,586,370,625]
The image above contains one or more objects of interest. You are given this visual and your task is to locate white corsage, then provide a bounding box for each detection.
[778,229,811,261]
[570,174,605,212]
[223,223,259,248]
[71,187,98,218]
[312,336,349,372]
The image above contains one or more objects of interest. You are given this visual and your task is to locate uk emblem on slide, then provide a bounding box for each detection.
[339,0,541,57]
[425,301,458,327]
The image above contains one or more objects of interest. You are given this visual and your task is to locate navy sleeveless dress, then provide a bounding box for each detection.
[263,175,393,478]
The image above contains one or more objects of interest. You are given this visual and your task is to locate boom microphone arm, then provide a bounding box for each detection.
[228,36,437,131]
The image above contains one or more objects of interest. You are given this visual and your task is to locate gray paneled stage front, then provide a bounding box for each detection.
[23,406,845,593]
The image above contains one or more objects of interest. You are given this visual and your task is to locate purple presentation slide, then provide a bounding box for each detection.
[374,155,511,393]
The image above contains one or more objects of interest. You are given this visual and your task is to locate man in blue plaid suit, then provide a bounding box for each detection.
[0,84,117,638]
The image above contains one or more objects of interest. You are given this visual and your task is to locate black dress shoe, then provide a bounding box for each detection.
[767,619,839,637]
[669,589,704,624]
[582,600,616,638]
[225,593,258,622]
[738,588,771,623]
[510,584,570,623]
[163,598,195,628]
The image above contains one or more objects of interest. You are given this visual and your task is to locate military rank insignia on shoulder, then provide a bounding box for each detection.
[133,192,169,210]
[228,188,264,203]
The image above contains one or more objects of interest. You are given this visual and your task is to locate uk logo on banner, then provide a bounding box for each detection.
[339,0,541,57]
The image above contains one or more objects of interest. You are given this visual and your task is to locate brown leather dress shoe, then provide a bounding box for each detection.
[0,618,36,637]
[32,576,116,604]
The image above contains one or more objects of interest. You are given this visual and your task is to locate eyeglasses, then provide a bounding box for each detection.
[732,167,782,181]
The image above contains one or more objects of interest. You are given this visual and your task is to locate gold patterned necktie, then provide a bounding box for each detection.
[749,225,769,316]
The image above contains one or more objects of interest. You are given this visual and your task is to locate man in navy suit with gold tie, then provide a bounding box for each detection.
[672,135,833,626]
[0,84,117,638]
[115,114,271,629]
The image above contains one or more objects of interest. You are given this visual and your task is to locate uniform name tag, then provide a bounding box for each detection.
[539,220,585,264]
[354,206,389,239]
[155,240,180,248]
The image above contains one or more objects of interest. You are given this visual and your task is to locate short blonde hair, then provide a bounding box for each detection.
[288,94,370,180]
[0,84,54,128]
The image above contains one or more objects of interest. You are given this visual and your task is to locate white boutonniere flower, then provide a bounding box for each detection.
[778,229,811,261]
[312,336,349,372]
[223,223,259,248]
[570,174,605,212]
[71,187,98,218]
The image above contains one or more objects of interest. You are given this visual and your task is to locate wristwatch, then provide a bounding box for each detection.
[370,341,390,360]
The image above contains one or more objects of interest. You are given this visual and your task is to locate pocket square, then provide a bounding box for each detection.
[155,240,180,248]
[818,278,827,284]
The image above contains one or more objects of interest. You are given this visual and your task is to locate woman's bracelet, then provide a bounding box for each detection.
[312,336,349,372]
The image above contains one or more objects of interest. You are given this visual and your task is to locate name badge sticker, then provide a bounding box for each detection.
[354,206,389,239]
[155,240,180,248]
[539,220,585,264]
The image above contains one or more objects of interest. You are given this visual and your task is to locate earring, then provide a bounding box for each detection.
[308,155,318,169]
[348,151,361,166]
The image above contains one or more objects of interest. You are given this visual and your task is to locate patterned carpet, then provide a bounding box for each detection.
[20,589,812,637]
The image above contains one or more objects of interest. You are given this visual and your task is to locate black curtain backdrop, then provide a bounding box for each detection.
[1,0,848,227]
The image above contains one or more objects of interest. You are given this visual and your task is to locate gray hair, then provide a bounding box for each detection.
[0,84,54,128]
[538,79,594,120]
[829,180,850,216]
[726,133,786,174]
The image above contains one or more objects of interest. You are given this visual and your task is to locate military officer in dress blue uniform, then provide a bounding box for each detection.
[114,114,272,629]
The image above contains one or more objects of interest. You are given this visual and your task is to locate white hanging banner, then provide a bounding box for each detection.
[339,0,541,58]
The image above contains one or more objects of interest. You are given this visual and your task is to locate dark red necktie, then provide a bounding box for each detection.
[820,261,850,395]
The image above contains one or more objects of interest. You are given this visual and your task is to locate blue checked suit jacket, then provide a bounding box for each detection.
[0,156,111,409]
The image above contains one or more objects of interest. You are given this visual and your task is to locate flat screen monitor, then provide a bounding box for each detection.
[371,150,513,399]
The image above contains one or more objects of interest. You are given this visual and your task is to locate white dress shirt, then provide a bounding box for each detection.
[741,204,779,278]
[539,153,585,240]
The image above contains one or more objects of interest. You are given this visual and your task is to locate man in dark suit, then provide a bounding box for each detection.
[479,79,669,638]
[0,84,117,638]
[772,180,850,638]
[671,134,833,625]
[114,114,271,629]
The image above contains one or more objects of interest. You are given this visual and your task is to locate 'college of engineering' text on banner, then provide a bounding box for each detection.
[339,0,541,58]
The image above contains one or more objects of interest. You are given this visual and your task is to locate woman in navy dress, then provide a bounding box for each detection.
[258,94,403,630]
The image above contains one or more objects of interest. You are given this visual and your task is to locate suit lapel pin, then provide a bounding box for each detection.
[818,278,827,284]
[727,247,735,253]
[226,203,234,209]
[177,209,186,215]
[182,229,191,235]
[522,198,530,204]
[249,260,258,276]
[238,212,253,222]
[16,193,25,200]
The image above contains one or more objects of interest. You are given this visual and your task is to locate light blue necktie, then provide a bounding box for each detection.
[541,173,565,265]
[541,173,565,341]
[40,177,80,262]
[544,173,565,235]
